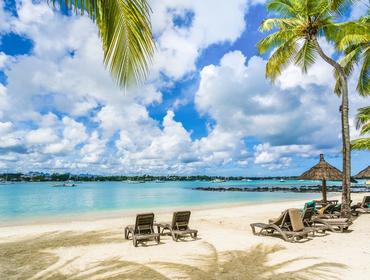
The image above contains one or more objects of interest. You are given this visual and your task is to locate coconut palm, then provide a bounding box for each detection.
[332,15,369,151]
[334,15,370,96]
[257,0,354,216]
[351,106,370,150]
[50,0,154,88]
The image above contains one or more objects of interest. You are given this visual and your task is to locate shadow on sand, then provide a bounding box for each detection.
[0,230,347,280]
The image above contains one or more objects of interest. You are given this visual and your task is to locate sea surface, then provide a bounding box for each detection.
[0,180,365,221]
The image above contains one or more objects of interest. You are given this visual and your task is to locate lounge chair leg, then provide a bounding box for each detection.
[250,225,256,235]
[171,232,176,241]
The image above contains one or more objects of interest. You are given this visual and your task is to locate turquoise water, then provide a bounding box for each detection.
[0,180,358,221]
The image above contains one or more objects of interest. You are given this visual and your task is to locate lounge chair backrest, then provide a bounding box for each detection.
[134,213,154,234]
[318,204,335,215]
[304,201,316,211]
[172,211,191,231]
[302,207,314,223]
[362,196,370,208]
[288,208,305,232]
[333,203,342,212]
[271,210,288,227]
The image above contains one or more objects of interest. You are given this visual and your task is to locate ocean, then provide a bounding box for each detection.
[0,179,360,221]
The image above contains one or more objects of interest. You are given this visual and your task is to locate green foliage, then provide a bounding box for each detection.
[333,15,370,96]
[257,0,344,81]
[49,0,155,88]
[352,106,370,150]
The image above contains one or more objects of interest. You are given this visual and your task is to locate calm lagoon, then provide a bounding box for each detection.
[0,180,349,221]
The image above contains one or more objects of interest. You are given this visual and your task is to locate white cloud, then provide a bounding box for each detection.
[149,0,248,79]
[0,1,12,33]
[80,132,106,163]
[0,0,367,175]
[195,50,367,168]
[25,128,58,145]
[254,143,316,170]
[0,52,7,69]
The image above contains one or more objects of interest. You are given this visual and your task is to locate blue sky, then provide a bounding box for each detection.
[0,0,368,176]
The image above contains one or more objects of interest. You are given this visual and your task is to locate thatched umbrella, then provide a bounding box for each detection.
[355,165,370,179]
[299,154,342,204]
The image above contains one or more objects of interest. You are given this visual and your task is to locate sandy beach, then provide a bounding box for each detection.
[1,193,369,280]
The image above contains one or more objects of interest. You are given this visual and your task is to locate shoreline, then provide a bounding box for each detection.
[0,193,331,227]
[0,193,340,231]
[1,192,369,280]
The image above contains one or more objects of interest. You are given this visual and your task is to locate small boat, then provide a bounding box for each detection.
[212,179,226,183]
[279,179,286,182]
[126,180,145,184]
[52,181,77,187]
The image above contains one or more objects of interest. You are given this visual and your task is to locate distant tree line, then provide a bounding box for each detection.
[0,173,299,182]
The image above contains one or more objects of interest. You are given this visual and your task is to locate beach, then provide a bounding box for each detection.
[1,193,369,280]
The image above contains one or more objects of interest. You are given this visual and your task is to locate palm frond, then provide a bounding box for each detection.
[257,29,298,54]
[266,0,300,17]
[295,39,317,73]
[265,38,298,81]
[50,0,154,88]
[351,138,370,150]
[259,18,301,32]
[357,46,370,96]
[356,106,370,130]
[334,44,362,95]
[328,0,353,14]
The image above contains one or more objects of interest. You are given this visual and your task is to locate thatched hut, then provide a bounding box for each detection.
[355,166,370,179]
[299,154,342,203]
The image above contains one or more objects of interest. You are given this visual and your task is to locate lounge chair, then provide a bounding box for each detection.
[157,211,198,241]
[302,207,333,233]
[354,196,370,214]
[250,208,314,243]
[317,204,340,218]
[312,214,352,232]
[124,213,160,247]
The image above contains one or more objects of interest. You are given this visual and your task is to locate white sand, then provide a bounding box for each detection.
[1,193,369,279]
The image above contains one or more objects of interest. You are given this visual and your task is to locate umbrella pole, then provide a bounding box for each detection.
[322,178,327,204]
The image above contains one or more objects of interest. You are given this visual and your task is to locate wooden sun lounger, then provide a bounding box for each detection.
[124,213,160,247]
[312,217,352,232]
[251,209,314,243]
[157,211,198,241]
[302,207,333,233]
[354,196,370,213]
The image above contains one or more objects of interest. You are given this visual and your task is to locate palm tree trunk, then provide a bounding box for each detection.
[312,38,351,217]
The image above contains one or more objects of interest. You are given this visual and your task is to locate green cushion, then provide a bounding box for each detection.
[305,201,316,210]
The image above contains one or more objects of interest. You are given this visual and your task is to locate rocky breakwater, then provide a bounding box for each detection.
[192,185,370,193]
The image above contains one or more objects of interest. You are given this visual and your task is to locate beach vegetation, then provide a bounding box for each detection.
[332,14,369,151]
[49,0,155,88]
[257,0,365,217]
[351,106,370,150]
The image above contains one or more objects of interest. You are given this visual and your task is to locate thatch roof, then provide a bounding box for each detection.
[355,166,370,179]
[299,154,342,181]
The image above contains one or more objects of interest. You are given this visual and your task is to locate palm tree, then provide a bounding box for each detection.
[257,0,354,216]
[351,106,370,150]
[334,15,369,97]
[50,0,155,88]
[332,15,369,150]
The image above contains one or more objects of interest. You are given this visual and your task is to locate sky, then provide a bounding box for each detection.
[0,0,369,176]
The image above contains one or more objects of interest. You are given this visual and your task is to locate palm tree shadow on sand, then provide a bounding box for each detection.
[0,231,346,280]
